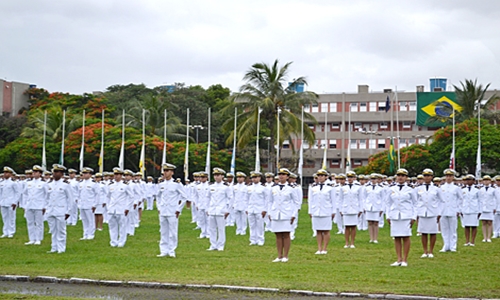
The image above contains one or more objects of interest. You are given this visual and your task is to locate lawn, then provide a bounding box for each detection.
[1,204,499,298]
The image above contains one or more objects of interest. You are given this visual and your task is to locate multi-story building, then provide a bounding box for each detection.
[1,79,34,117]
[280,83,499,183]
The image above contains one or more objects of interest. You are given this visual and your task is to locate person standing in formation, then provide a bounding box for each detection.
[339,171,364,248]
[363,173,384,244]
[333,174,346,235]
[288,173,303,241]
[494,176,500,239]
[415,169,443,258]
[66,169,79,226]
[156,163,187,258]
[232,172,248,236]
[263,173,274,232]
[207,168,232,251]
[78,167,100,240]
[246,171,269,246]
[45,164,74,254]
[93,173,107,232]
[439,169,463,252]
[461,174,480,246]
[107,168,133,248]
[195,172,210,239]
[386,168,417,267]
[478,175,496,243]
[308,169,336,255]
[146,176,155,211]
[0,167,20,238]
[23,165,48,245]
[225,173,235,227]
[269,168,300,263]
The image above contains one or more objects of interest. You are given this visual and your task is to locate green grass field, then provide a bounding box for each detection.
[1,204,499,298]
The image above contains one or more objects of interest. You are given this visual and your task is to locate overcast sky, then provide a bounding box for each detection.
[1,0,500,95]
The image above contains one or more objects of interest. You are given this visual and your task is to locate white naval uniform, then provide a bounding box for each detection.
[339,183,365,226]
[195,181,210,238]
[0,178,21,237]
[385,184,417,237]
[494,187,500,237]
[264,182,273,231]
[363,183,384,222]
[290,183,303,239]
[308,183,336,231]
[333,184,344,233]
[45,179,74,253]
[66,178,79,225]
[127,181,140,235]
[207,182,233,250]
[106,181,133,247]
[268,183,300,233]
[415,183,444,234]
[439,182,463,251]
[145,181,155,210]
[24,178,48,243]
[78,179,100,239]
[156,178,187,256]
[232,183,248,235]
[461,185,480,227]
[246,183,269,245]
[188,182,198,223]
[478,185,496,220]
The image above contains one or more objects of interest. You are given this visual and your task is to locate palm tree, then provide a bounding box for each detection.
[21,106,82,142]
[223,59,319,170]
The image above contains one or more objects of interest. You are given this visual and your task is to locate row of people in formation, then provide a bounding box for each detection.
[1,165,498,266]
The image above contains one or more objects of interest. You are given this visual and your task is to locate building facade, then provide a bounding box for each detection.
[1,79,33,117]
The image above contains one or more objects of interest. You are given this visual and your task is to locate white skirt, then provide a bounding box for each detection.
[271,219,292,233]
[479,212,494,221]
[343,214,358,226]
[390,219,412,237]
[462,213,479,227]
[417,216,438,234]
[366,211,380,221]
[312,216,332,231]
[94,205,105,214]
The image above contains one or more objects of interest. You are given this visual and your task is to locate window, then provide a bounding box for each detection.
[321,103,328,112]
[378,139,386,149]
[283,140,290,149]
[354,122,362,129]
[330,159,340,166]
[359,102,367,112]
[372,123,379,131]
[378,102,387,112]
[350,139,357,149]
[304,104,310,112]
[418,138,426,145]
[369,102,377,112]
[399,101,407,111]
[408,138,416,146]
[369,139,376,149]
[398,139,406,149]
[311,104,319,113]
[331,122,340,130]
[403,121,411,128]
[320,139,327,149]
[312,140,319,149]
[330,103,337,112]
[359,139,366,149]
[302,141,310,149]
[308,125,315,131]
[380,122,388,129]
[350,102,358,112]
[353,159,362,166]
[409,102,417,111]
[329,139,337,149]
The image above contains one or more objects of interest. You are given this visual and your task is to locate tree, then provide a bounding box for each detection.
[223,59,319,170]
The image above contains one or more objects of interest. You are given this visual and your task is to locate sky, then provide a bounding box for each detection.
[1,0,500,95]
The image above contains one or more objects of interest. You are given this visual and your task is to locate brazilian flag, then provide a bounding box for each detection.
[416,92,462,126]
[388,138,396,173]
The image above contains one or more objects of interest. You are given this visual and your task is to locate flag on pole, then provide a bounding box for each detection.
[139,109,146,178]
[416,92,461,126]
[98,110,104,173]
[184,109,190,181]
[388,138,396,173]
[276,107,281,172]
[385,95,391,112]
[449,149,455,170]
[118,110,125,170]
[230,107,237,174]
[59,110,66,165]
[298,106,304,179]
[255,107,263,172]
[79,110,85,171]
[475,144,481,179]
[42,110,47,171]
[345,148,351,172]
[321,111,327,170]
[161,109,167,167]
[205,108,211,177]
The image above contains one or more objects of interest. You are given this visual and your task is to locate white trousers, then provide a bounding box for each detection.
[108,213,128,247]
[226,208,235,225]
[357,211,368,230]
[146,197,154,210]
[128,209,137,235]
[1,206,16,236]
[209,215,226,250]
[47,215,66,252]
[80,209,95,238]
[440,216,458,251]
[379,213,385,228]
[248,213,265,245]
[494,214,500,237]
[67,200,78,225]
[159,215,179,255]
[197,209,209,238]
[234,210,247,235]
[264,213,271,231]
[335,209,344,233]
[191,202,197,223]
[25,209,44,242]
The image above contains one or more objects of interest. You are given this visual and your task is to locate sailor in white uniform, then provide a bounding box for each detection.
[0,167,20,238]
[461,174,480,246]
[339,171,365,248]
[246,171,269,246]
[478,175,496,242]
[207,168,233,251]
[363,173,385,244]
[232,172,248,235]
[23,165,48,245]
[78,167,100,240]
[439,169,463,252]
[106,168,134,247]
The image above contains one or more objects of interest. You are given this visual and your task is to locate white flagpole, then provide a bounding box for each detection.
[322,110,327,169]
[79,110,85,171]
[476,101,481,178]
[346,105,351,172]
[395,87,401,169]
[118,109,125,170]
[451,106,455,170]
[255,107,262,172]
[42,110,47,170]
[205,108,211,178]
[298,106,304,184]
[60,110,65,165]
[230,107,237,174]
[276,107,281,172]
[184,109,190,181]
[139,109,146,178]
[99,109,104,173]
[161,109,167,167]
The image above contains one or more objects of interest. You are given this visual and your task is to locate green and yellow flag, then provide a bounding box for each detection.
[416,92,461,126]
[388,138,396,173]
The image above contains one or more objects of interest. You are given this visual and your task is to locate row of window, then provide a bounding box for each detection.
[310,121,415,132]
[304,101,417,113]
[283,138,426,150]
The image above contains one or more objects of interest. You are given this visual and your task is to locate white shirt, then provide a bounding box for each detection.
[24,178,48,210]
[45,179,74,216]
[308,183,336,217]
[156,179,187,216]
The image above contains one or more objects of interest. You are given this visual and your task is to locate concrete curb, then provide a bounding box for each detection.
[0,275,489,299]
